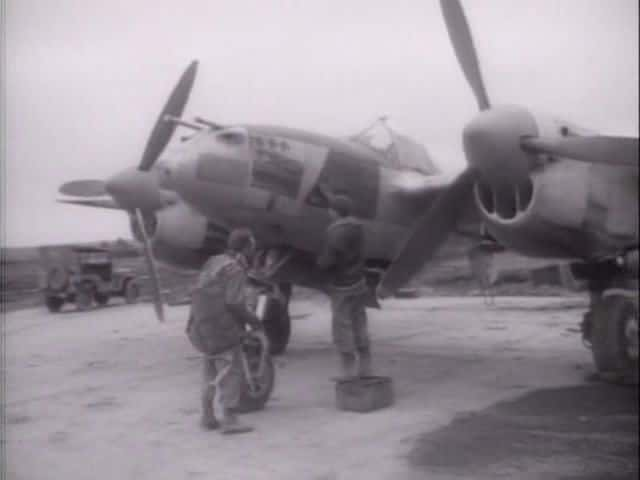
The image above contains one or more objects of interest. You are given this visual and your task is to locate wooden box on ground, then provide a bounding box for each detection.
[335,376,394,412]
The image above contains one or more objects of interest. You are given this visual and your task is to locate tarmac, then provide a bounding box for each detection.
[4,295,638,479]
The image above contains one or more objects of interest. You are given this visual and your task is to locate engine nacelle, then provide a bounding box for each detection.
[130,203,229,270]
[475,158,638,260]
[472,110,638,261]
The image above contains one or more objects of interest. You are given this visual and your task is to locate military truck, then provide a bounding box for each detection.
[41,246,140,312]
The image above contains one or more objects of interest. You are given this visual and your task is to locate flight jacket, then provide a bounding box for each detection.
[187,252,260,355]
[317,216,367,292]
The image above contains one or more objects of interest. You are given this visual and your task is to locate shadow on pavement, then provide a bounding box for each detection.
[409,384,639,479]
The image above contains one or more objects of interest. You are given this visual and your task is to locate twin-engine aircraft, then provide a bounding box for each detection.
[59,0,637,381]
[58,60,475,352]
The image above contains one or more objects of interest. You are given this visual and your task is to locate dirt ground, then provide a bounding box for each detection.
[3,296,638,480]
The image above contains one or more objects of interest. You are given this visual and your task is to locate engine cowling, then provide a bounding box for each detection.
[129,203,228,270]
[474,158,638,260]
[473,167,586,259]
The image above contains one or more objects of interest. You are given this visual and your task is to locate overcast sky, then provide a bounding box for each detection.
[3,0,638,247]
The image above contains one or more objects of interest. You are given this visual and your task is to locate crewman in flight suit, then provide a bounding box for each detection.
[317,194,373,379]
[186,228,262,434]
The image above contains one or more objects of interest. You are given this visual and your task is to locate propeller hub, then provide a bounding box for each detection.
[463,105,539,186]
[106,167,167,211]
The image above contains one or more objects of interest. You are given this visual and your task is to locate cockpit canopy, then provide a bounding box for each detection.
[350,117,440,175]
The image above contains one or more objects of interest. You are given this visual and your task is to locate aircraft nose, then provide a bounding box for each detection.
[463,106,539,186]
[106,167,167,211]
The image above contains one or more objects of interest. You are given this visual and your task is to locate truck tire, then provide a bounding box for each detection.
[45,296,64,313]
[235,355,275,413]
[124,280,139,304]
[94,292,110,306]
[591,294,638,384]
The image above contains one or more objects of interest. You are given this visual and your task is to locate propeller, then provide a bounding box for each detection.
[139,60,198,171]
[58,61,199,323]
[59,180,107,197]
[134,209,165,322]
[381,0,638,297]
[440,0,490,111]
[379,0,490,296]
[521,135,639,167]
[379,168,476,296]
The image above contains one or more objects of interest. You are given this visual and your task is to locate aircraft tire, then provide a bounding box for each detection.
[235,356,275,413]
[591,294,639,384]
[263,293,291,356]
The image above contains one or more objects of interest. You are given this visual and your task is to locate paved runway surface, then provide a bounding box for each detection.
[4,296,638,479]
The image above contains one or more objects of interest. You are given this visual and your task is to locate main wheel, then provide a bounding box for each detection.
[591,294,638,384]
[262,292,291,355]
[124,281,140,304]
[235,355,275,413]
[45,296,64,313]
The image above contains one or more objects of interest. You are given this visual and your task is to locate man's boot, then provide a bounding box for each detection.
[357,347,373,377]
[200,387,219,430]
[339,352,357,379]
[219,409,254,435]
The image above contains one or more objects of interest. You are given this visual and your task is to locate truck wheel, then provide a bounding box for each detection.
[45,296,64,313]
[124,281,139,304]
[94,292,110,307]
[591,294,638,384]
[75,288,93,311]
[263,294,291,356]
[235,355,276,413]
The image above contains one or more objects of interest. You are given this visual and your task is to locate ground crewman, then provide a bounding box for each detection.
[186,228,262,434]
[317,194,373,379]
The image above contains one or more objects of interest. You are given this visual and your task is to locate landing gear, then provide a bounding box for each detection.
[235,332,276,413]
[262,283,292,356]
[576,257,639,384]
[590,293,638,384]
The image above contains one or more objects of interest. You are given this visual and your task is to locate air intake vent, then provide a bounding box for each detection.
[475,177,534,221]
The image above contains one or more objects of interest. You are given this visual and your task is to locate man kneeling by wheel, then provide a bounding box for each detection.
[186,228,263,434]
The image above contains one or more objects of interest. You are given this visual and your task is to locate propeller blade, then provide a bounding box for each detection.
[57,198,122,210]
[138,60,199,171]
[440,0,491,111]
[521,135,639,167]
[134,209,165,322]
[59,180,107,197]
[379,167,477,297]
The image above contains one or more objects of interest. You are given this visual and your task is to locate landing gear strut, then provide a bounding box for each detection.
[260,283,292,356]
